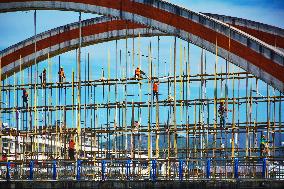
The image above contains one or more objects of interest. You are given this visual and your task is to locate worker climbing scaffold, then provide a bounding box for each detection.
[260,135,270,157]
[69,139,75,160]
[22,88,28,108]
[153,80,160,101]
[218,100,231,128]
[39,68,47,87]
[58,67,66,86]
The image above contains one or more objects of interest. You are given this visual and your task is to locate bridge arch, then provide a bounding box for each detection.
[203,13,284,50]
[0,0,283,92]
[0,17,163,77]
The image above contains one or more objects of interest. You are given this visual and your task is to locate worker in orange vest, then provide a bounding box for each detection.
[68,139,75,160]
[22,88,28,108]
[58,67,66,83]
[134,67,145,79]
[153,80,160,101]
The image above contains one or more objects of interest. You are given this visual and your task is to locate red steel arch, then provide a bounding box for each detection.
[203,13,284,50]
[0,0,283,92]
[0,17,162,77]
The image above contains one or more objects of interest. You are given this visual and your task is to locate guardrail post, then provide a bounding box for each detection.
[151,159,157,181]
[76,160,82,181]
[262,158,267,179]
[101,160,106,181]
[179,160,183,181]
[29,160,34,180]
[6,162,11,180]
[52,160,57,180]
[234,158,239,179]
[206,158,211,179]
[126,160,131,180]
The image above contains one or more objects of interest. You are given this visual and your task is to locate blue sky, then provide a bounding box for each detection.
[0,1,283,146]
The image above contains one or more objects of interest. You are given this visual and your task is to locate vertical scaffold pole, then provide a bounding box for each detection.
[234,158,239,179]
[102,160,106,181]
[126,160,131,180]
[29,160,34,180]
[52,160,57,180]
[173,37,177,157]
[77,11,82,155]
[206,158,211,179]
[151,159,157,181]
[179,159,183,181]
[262,158,267,179]
[76,160,82,181]
[6,162,11,180]
[0,58,2,159]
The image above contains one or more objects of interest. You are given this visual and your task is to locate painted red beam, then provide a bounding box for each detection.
[0,17,162,77]
[234,25,284,49]
[1,19,145,68]
[0,0,283,92]
[203,13,284,50]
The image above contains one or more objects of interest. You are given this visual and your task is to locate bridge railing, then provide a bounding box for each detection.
[0,158,283,181]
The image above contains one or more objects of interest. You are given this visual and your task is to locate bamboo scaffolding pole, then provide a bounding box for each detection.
[76,12,82,156]
[173,37,177,158]
[231,66,236,158]
[124,33,128,158]
[245,74,249,157]
[0,57,2,159]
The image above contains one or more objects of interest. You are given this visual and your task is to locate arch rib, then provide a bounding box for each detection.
[0,0,283,92]
[202,13,284,50]
[0,17,163,77]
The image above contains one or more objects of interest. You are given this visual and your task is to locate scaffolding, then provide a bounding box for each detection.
[0,33,283,180]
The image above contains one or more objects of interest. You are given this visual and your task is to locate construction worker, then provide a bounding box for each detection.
[100,68,105,81]
[134,121,140,133]
[218,100,231,128]
[164,95,174,105]
[22,88,28,108]
[58,67,66,83]
[39,68,47,86]
[1,151,7,161]
[220,143,225,157]
[260,135,268,157]
[68,139,75,160]
[134,121,140,129]
[134,67,145,79]
[153,80,160,101]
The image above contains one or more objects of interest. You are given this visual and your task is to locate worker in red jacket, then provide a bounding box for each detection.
[68,139,75,160]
